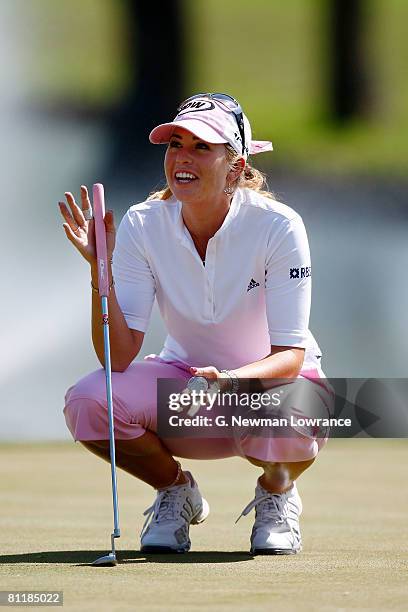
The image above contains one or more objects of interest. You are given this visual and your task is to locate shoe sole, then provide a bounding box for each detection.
[251,546,302,556]
[140,545,188,554]
[140,498,210,554]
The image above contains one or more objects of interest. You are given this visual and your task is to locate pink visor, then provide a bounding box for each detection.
[149,98,272,159]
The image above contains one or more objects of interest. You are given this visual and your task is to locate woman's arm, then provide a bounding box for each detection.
[189,346,305,393]
[90,261,144,372]
[59,187,145,372]
[229,346,305,391]
[232,346,304,379]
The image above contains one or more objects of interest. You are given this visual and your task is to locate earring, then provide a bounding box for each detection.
[223,184,234,195]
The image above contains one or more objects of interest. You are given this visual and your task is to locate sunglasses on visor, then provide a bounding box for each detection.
[177,93,246,156]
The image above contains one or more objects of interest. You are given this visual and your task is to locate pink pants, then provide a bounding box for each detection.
[64,355,331,463]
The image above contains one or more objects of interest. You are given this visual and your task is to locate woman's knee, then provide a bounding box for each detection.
[64,394,109,441]
[63,370,117,439]
[64,369,107,407]
[63,364,162,441]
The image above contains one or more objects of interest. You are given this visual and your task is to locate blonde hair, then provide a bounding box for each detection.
[224,144,276,199]
[148,144,276,201]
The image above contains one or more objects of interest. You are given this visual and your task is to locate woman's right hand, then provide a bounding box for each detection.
[58,185,116,265]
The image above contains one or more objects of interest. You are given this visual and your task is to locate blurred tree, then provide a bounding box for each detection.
[329,0,371,122]
[109,0,185,171]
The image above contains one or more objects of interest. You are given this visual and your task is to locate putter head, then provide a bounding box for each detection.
[92,552,117,567]
[92,532,120,566]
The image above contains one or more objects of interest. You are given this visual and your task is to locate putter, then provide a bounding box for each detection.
[91,183,121,567]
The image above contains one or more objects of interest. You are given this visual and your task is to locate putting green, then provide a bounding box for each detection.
[0,440,407,611]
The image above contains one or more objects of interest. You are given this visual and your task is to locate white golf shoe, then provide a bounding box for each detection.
[140,471,209,553]
[237,479,302,555]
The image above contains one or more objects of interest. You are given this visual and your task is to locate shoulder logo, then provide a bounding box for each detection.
[247,278,260,292]
[290,266,311,279]
[177,100,215,115]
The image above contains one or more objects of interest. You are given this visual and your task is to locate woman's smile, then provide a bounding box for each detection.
[165,127,230,205]
[174,170,199,184]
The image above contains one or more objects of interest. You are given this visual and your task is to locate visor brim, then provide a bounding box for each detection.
[149,120,228,145]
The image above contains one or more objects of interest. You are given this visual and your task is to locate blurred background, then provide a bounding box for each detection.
[1,0,407,440]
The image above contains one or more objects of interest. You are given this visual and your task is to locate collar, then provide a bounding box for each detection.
[173,188,243,243]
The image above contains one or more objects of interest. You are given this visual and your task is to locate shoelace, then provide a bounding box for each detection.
[235,492,288,524]
[140,488,182,539]
[235,489,298,544]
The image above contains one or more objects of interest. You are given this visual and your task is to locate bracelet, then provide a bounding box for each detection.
[91,278,115,293]
[221,369,240,393]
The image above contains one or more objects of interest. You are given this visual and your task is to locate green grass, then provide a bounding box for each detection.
[0,440,407,611]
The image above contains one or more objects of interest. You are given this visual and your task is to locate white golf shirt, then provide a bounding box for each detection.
[112,187,322,370]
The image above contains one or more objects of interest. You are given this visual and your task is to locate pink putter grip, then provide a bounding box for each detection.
[93,183,109,297]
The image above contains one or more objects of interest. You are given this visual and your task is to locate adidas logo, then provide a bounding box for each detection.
[247,278,260,292]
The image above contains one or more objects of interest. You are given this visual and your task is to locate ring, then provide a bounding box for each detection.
[83,208,93,220]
